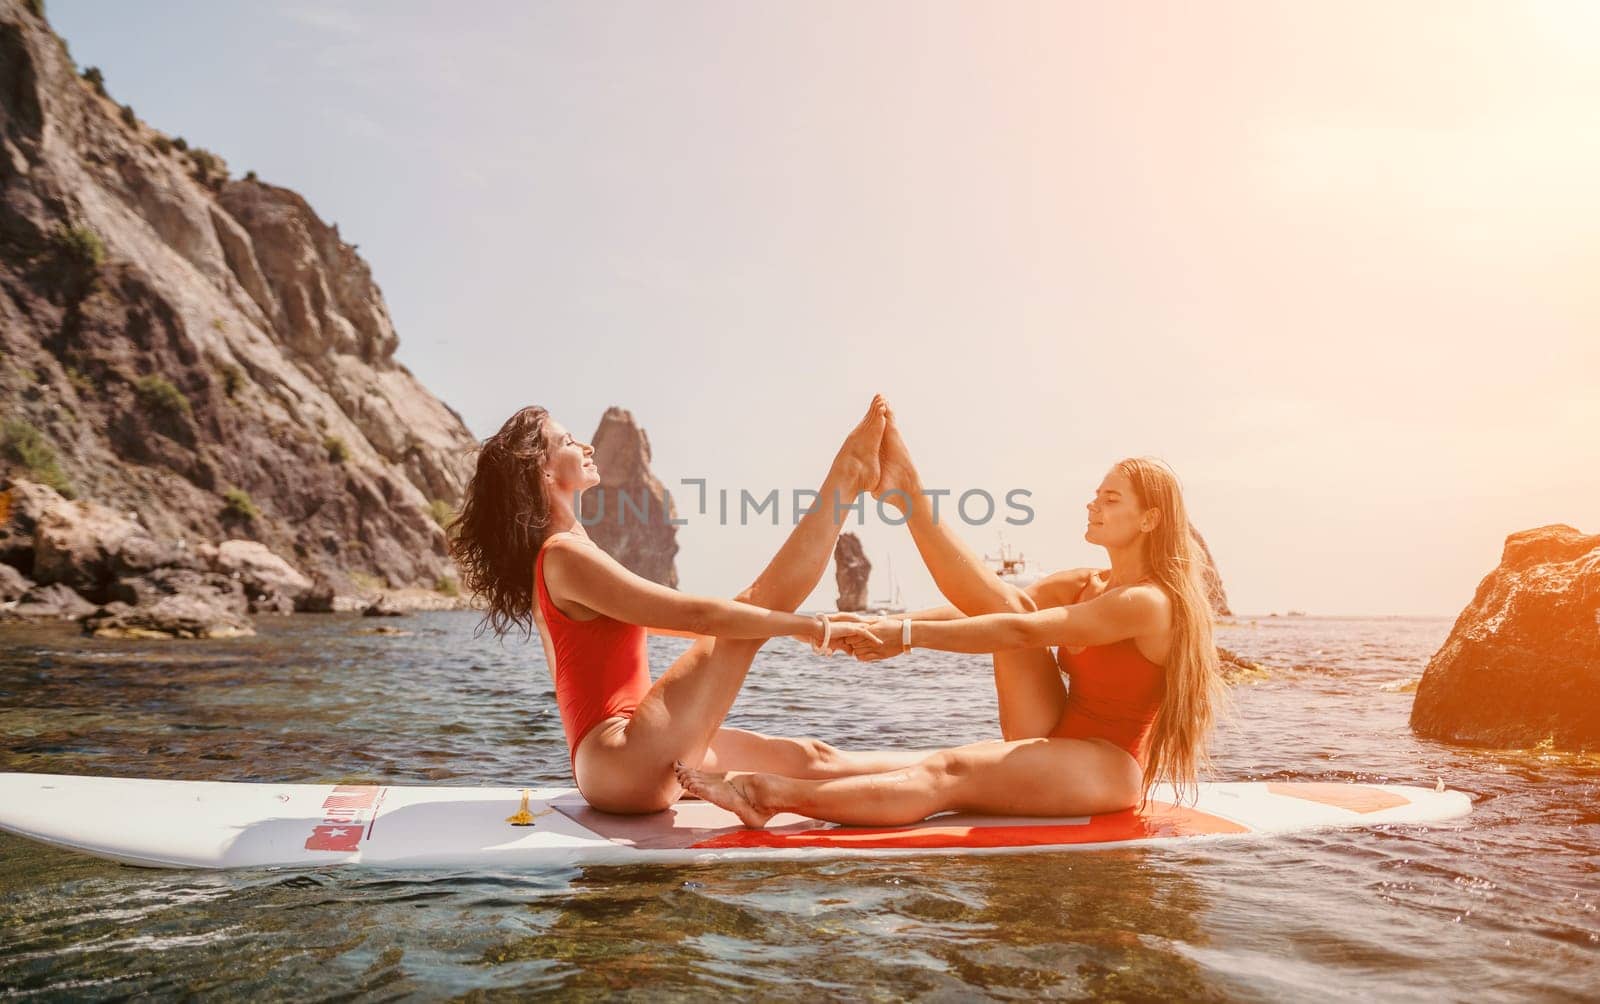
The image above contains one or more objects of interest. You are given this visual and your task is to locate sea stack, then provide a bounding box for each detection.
[1410,524,1600,751]
[834,532,870,612]
[579,408,679,588]
[1192,527,1233,617]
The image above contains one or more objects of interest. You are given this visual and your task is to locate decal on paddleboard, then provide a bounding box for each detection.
[1265,782,1410,814]
[303,784,381,852]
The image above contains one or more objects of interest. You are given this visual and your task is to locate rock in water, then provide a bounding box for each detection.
[834,533,870,612]
[1191,526,1232,617]
[8,583,95,620]
[0,4,476,598]
[1410,524,1600,751]
[82,595,254,639]
[579,408,679,588]
[362,595,406,618]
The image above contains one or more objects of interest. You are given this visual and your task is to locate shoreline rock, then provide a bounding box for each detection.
[1410,524,1599,751]
[82,595,254,639]
[0,477,471,636]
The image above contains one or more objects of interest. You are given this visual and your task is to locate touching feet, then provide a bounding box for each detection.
[830,394,889,497]
[872,406,921,512]
[675,761,775,829]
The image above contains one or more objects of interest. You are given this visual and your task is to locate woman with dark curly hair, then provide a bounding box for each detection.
[450,395,920,813]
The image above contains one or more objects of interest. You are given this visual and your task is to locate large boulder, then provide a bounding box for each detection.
[1410,525,1600,751]
[579,408,679,587]
[107,567,248,615]
[200,538,313,607]
[30,497,145,602]
[834,532,870,612]
[0,480,69,573]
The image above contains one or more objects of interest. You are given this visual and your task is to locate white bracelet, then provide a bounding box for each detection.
[901,617,912,652]
[811,613,832,655]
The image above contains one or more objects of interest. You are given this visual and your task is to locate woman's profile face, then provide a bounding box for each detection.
[542,420,600,496]
[1084,470,1153,546]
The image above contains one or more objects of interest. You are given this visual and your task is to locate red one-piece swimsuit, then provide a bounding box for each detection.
[534,542,653,768]
[1048,578,1168,765]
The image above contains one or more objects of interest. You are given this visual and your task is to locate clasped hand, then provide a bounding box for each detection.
[820,612,906,662]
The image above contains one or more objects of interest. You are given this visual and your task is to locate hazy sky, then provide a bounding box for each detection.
[51,1,1598,616]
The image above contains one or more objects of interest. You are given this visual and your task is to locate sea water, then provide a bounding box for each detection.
[0,613,1595,1000]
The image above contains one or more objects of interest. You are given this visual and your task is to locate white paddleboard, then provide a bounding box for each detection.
[0,773,1471,870]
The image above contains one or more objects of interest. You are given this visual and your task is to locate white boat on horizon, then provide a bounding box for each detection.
[985,534,1044,588]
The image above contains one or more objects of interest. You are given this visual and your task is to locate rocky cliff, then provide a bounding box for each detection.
[579,407,679,587]
[0,1,476,596]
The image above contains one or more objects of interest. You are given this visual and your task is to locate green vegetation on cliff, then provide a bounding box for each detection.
[1,419,75,498]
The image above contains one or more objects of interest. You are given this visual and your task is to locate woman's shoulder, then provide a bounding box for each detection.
[536,532,602,573]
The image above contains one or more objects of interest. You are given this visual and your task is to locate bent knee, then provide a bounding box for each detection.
[918,750,974,787]
[799,736,839,768]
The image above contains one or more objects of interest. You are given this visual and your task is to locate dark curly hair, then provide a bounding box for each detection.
[449,405,556,641]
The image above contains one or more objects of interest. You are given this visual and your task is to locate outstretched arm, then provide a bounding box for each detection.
[545,541,876,646]
[866,570,1091,624]
[849,586,1167,659]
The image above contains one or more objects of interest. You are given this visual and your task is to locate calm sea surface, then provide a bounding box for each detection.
[0,612,1595,1000]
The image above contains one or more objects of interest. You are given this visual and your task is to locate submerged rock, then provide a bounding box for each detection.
[1216,646,1269,685]
[579,408,679,588]
[1410,524,1600,751]
[834,533,870,612]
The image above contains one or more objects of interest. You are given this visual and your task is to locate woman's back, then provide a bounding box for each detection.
[534,543,652,761]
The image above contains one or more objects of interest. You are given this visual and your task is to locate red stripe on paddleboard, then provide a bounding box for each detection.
[1266,783,1409,814]
[691,802,1248,850]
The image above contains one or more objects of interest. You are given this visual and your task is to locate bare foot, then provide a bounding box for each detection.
[675,761,774,829]
[872,407,921,511]
[828,395,888,496]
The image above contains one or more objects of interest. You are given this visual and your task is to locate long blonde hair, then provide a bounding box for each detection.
[1115,457,1227,804]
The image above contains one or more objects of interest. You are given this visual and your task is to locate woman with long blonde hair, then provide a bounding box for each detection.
[679,405,1225,827]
